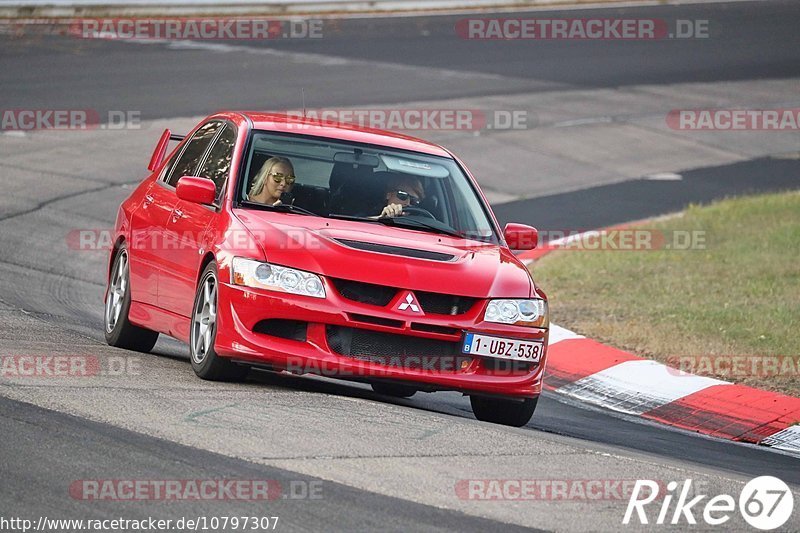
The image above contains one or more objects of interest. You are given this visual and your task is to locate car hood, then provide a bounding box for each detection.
[233,210,534,298]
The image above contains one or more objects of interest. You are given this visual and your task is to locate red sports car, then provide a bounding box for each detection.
[104,111,548,426]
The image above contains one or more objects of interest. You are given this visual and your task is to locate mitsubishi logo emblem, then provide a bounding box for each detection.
[397,292,421,313]
[398,293,420,312]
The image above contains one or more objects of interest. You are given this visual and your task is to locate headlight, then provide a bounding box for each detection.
[231,257,326,299]
[484,299,548,327]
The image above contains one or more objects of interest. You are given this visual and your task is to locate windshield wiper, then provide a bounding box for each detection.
[376,216,463,239]
[241,201,317,217]
[327,213,382,223]
[327,212,463,239]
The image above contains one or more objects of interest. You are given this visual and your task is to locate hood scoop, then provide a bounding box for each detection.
[333,239,455,262]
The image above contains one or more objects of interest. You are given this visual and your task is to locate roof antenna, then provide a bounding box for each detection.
[302,88,306,119]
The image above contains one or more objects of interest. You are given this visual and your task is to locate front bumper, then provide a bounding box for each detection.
[214,280,547,398]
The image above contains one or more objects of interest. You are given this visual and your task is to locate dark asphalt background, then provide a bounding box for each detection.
[0,396,542,532]
[493,156,800,229]
[1,1,799,120]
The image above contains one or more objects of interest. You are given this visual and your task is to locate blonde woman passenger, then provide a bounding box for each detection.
[248,157,295,206]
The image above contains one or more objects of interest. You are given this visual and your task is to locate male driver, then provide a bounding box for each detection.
[379,175,425,218]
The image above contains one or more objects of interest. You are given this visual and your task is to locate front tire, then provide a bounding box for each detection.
[104,246,159,352]
[470,395,538,427]
[190,263,248,382]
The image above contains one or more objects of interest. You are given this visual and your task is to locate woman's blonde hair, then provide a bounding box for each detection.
[249,156,294,198]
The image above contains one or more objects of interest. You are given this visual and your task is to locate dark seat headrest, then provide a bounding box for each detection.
[371,171,404,194]
[329,162,374,194]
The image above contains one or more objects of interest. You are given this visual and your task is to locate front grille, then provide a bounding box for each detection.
[253,319,308,341]
[416,291,476,315]
[326,326,469,372]
[410,323,459,336]
[348,313,404,328]
[334,239,455,262]
[332,278,396,306]
[331,278,478,315]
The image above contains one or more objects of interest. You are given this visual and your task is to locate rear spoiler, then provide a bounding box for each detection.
[148,129,185,172]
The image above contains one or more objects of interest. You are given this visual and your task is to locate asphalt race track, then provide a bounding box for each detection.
[1,1,799,531]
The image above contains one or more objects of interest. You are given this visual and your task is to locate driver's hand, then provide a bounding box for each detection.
[379,203,404,218]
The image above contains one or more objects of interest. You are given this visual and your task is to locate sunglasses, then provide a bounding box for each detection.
[395,190,422,206]
[270,172,296,185]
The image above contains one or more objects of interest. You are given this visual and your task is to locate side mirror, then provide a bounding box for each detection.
[176,176,216,205]
[147,129,171,172]
[504,223,538,250]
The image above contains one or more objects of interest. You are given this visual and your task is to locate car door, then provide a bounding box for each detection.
[128,164,179,306]
[158,121,235,317]
[143,121,222,314]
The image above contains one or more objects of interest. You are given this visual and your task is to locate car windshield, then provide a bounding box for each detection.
[238,131,498,243]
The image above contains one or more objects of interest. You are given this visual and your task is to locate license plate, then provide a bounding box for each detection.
[461,332,543,363]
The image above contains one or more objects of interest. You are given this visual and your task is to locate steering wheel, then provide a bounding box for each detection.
[401,206,436,219]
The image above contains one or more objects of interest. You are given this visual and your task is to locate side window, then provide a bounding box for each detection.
[165,121,222,187]
[196,124,236,201]
[159,145,181,182]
